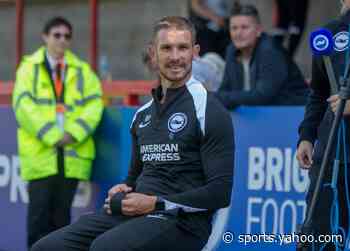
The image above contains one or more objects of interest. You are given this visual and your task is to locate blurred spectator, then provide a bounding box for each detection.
[216,3,309,110]
[192,52,225,91]
[142,43,225,91]
[189,0,232,58]
[272,0,309,57]
[12,17,103,249]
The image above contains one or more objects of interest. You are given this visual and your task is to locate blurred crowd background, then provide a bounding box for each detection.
[0,0,341,82]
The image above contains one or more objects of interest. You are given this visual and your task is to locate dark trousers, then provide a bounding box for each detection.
[304,163,350,250]
[195,26,230,59]
[274,0,309,56]
[30,211,207,251]
[27,149,78,249]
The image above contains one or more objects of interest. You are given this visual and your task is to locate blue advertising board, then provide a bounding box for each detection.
[0,107,100,251]
[206,107,309,251]
[0,106,309,251]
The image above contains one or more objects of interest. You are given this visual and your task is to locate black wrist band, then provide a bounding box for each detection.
[110,192,127,215]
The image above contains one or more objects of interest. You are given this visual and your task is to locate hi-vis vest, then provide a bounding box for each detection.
[12,47,104,181]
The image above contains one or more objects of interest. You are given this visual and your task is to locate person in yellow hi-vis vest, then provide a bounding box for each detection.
[12,17,103,249]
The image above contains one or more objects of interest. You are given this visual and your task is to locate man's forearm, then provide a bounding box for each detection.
[161,179,232,212]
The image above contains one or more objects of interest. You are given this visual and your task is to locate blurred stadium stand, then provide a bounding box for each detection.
[0,1,343,250]
[0,0,341,85]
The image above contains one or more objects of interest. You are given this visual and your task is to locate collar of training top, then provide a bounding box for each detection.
[151,75,198,101]
[151,75,197,115]
[151,84,186,100]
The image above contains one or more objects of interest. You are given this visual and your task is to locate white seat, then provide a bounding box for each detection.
[201,207,231,251]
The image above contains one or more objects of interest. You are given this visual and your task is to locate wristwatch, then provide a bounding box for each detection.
[155,197,165,211]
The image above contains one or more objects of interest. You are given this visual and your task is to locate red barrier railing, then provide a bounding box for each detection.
[11,0,101,70]
[0,80,156,106]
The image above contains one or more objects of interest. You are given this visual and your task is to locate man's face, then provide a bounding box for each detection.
[43,25,72,56]
[154,28,199,84]
[229,15,262,51]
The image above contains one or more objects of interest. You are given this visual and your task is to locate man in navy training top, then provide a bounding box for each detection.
[31,16,235,251]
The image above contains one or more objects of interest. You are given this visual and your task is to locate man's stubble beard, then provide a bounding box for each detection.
[158,63,192,86]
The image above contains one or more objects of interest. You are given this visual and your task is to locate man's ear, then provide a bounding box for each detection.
[148,44,159,68]
[193,44,200,58]
[148,44,155,58]
[42,33,48,44]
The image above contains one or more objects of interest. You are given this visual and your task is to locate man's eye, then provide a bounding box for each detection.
[161,46,171,51]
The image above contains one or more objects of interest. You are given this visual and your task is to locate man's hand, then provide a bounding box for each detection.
[103,184,133,215]
[327,94,350,115]
[108,184,133,199]
[121,193,157,216]
[56,132,76,147]
[212,16,225,28]
[191,0,225,28]
[296,140,313,169]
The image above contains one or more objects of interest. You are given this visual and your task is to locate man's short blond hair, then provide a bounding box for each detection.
[152,16,197,45]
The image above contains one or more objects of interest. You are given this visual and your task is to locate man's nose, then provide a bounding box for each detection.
[235,28,242,37]
[169,48,180,60]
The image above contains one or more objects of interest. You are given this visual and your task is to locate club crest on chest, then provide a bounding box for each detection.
[168,113,187,134]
